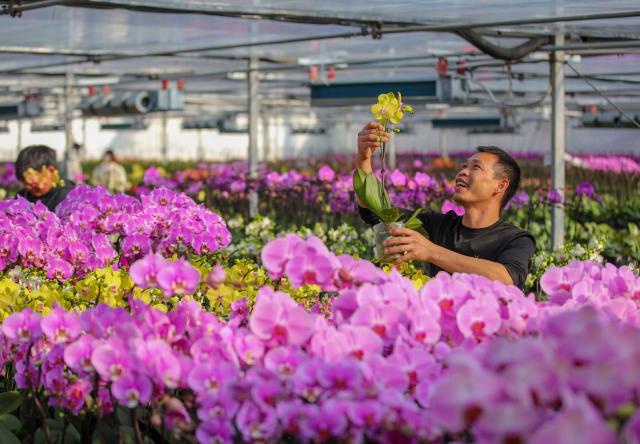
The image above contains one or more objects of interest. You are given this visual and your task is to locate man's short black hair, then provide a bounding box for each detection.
[104,149,115,158]
[15,145,58,181]
[476,146,521,210]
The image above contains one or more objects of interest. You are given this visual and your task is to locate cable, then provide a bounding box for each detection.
[463,74,552,108]
[566,60,640,130]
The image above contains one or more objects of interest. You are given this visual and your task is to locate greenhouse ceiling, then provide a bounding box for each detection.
[1,0,640,112]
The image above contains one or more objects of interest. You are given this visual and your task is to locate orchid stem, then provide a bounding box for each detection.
[33,394,53,444]
[132,409,144,444]
[380,125,389,210]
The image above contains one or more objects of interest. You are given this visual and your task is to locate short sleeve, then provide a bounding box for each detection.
[357,203,381,226]
[495,235,536,288]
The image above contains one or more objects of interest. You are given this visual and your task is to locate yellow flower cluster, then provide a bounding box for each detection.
[0,257,430,321]
[370,92,414,126]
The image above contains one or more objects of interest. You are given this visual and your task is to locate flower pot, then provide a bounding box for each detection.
[373,221,405,261]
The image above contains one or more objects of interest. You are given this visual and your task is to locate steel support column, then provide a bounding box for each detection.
[388,131,397,170]
[248,56,260,218]
[261,111,270,162]
[63,71,74,176]
[161,112,168,160]
[16,117,23,156]
[550,32,565,249]
[197,128,205,161]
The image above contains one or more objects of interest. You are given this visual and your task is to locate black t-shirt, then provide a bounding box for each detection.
[359,205,535,289]
[18,182,75,212]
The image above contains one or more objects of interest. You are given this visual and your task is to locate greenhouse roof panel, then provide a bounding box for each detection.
[0,0,639,104]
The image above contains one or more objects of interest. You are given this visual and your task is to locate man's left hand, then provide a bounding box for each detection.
[383,228,435,265]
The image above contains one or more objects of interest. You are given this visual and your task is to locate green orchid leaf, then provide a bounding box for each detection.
[0,414,20,432]
[381,185,391,209]
[403,208,424,226]
[353,168,367,202]
[0,392,21,416]
[364,173,384,216]
[405,219,422,230]
[0,423,20,444]
[380,207,402,224]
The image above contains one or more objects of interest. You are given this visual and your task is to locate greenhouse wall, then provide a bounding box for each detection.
[0,114,638,161]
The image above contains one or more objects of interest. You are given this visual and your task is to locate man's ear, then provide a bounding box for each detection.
[496,178,509,195]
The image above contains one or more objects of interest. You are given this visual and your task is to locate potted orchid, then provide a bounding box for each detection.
[353,92,427,260]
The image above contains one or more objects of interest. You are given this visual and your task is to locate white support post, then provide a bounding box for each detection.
[16,117,23,156]
[161,111,168,161]
[63,71,74,178]
[261,110,270,162]
[440,130,448,158]
[550,32,566,249]
[82,117,87,154]
[197,128,205,161]
[248,56,260,218]
[388,131,397,170]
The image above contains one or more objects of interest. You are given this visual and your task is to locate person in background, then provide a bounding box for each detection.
[90,149,130,193]
[15,144,75,212]
[356,121,535,289]
[63,142,84,184]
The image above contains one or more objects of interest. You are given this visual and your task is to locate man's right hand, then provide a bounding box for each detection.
[356,121,390,174]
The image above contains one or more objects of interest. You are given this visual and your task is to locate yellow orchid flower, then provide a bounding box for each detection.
[0,278,20,314]
[371,92,414,126]
[370,92,400,126]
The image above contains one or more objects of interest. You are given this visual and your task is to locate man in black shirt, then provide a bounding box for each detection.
[356,122,535,288]
[15,145,75,212]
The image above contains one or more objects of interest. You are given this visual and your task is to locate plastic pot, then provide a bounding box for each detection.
[373,221,405,261]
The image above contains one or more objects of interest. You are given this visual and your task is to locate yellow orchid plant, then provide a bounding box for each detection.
[353,92,425,235]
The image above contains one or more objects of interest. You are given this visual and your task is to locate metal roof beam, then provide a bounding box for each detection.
[6,1,640,31]
[4,1,640,36]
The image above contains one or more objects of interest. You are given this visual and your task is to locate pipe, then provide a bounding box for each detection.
[41,1,640,33]
[457,29,550,61]
[541,40,640,52]
[0,0,68,15]
[7,0,640,37]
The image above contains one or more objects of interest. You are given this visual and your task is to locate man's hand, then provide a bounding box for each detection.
[383,228,434,265]
[385,227,515,285]
[356,121,390,173]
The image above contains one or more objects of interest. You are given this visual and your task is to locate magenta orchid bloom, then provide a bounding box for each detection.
[41,307,82,343]
[2,309,42,343]
[129,253,170,289]
[249,288,314,346]
[112,373,152,408]
[156,259,201,296]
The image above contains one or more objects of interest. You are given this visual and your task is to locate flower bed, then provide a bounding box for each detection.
[0,230,639,443]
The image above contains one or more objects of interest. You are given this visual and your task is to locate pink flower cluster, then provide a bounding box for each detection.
[537,260,640,324]
[56,185,231,261]
[261,234,380,290]
[577,154,640,175]
[130,253,201,297]
[1,234,639,442]
[0,197,116,278]
[428,305,639,444]
[1,270,639,442]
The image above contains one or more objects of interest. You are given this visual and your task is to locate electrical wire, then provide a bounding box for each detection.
[565,60,640,130]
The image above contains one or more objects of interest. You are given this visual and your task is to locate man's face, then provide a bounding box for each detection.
[22,166,58,197]
[453,152,505,206]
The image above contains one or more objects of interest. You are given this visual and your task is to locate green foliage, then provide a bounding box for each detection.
[353,168,425,232]
[0,392,21,415]
[525,239,606,295]
[0,422,20,444]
